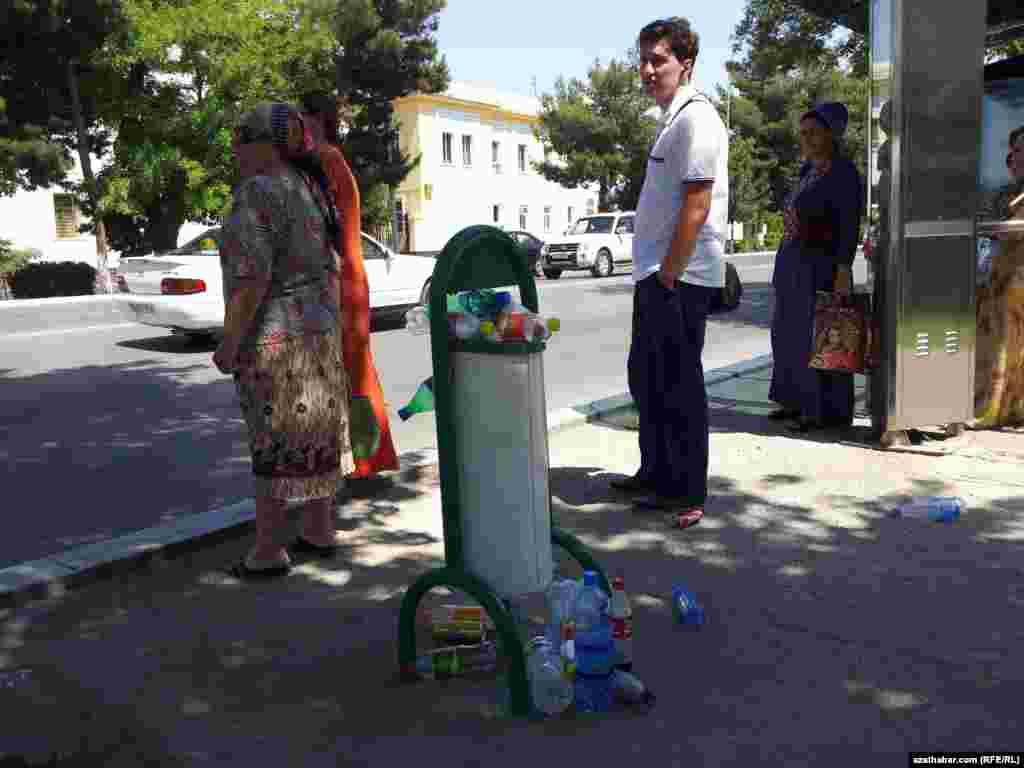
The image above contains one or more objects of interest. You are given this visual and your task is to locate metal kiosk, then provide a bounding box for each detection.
[395,224,609,717]
[789,0,1024,442]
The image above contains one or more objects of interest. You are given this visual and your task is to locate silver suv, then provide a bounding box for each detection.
[539,211,635,279]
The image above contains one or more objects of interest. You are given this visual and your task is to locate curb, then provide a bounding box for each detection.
[0,294,118,309]
[0,354,773,609]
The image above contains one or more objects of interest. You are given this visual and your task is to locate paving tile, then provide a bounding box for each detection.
[705,376,773,403]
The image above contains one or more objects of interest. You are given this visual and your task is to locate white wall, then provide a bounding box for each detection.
[407,88,596,253]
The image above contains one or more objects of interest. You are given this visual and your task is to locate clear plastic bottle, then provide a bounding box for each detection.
[545,578,579,678]
[450,312,482,339]
[414,641,498,680]
[894,496,965,523]
[527,637,573,716]
[574,571,614,712]
[404,305,430,335]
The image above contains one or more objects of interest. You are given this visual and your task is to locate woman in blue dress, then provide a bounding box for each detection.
[769,101,864,433]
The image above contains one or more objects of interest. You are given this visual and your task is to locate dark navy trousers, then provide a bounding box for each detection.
[627,274,715,505]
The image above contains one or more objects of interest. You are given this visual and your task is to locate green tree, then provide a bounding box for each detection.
[0,0,134,284]
[533,58,657,212]
[333,0,449,227]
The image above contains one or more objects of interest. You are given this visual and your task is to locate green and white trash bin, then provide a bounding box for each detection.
[396,225,609,717]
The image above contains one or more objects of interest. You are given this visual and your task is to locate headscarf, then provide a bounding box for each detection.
[801,101,849,139]
[235,102,341,255]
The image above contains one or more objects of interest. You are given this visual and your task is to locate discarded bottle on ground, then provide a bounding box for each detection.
[672,585,705,627]
[609,575,633,672]
[414,641,498,680]
[398,377,434,421]
[611,669,656,712]
[405,305,430,335]
[545,578,579,680]
[527,637,574,716]
[573,570,614,713]
[894,496,965,523]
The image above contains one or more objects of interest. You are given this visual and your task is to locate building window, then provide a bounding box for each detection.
[518,144,527,173]
[53,194,81,239]
[585,198,595,216]
[519,205,528,230]
[492,204,502,224]
[461,134,472,167]
[543,206,552,233]
[441,132,453,165]
[492,140,501,173]
[567,206,575,224]
[424,184,433,201]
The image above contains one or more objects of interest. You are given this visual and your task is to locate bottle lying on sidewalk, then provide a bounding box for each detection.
[892,496,965,523]
[412,641,498,680]
[398,377,434,421]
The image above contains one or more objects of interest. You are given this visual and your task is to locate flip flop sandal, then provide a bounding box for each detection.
[228,560,292,580]
[290,537,341,557]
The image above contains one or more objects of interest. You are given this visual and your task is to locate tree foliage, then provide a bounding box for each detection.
[333,0,450,226]
[533,58,656,212]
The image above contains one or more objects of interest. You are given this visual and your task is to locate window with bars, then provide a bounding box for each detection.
[492,140,501,173]
[519,205,528,230]
[442,132,453,165]
[462,134,472,166]
[518,144,527,173]
[568,206,575,224]
[53,194,81,239]
[543,205,552,233]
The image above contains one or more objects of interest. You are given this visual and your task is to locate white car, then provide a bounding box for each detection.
[115,228,436,342]
[539,211,635,279]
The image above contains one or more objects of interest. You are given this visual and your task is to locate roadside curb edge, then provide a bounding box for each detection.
[0,354,773,609]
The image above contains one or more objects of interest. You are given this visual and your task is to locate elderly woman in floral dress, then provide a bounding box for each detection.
[213,102,353,579]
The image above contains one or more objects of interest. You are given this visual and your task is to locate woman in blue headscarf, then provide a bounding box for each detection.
[769,101,864,432]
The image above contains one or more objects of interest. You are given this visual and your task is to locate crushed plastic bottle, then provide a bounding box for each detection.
[893,496,965,523]
[609,575,633,672]
[672,585,705,627]
[414,641,498,680]
[574,571,614,713]
[450,312,482,339]
[404,305,430,335]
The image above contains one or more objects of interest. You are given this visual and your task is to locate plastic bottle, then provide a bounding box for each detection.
[526,637,574,716]
[450,312,482,339]
[672,585,705,627]
[398,377,434,421]
[609,575,633,672]
[573,571,614,713]
[404,305,430,335]
[493,304,561,342]
[455,289,512,320]
[414,641,498,680]
[611,669,656,712]
[545,578,579,679]
[894,496,965,523]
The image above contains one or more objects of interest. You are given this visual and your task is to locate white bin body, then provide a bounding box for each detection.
[452,349,553,597]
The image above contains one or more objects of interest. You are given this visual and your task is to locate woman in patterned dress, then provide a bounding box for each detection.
[213,103,354,579]
[769,101,864,433]
[973,126,1024,428]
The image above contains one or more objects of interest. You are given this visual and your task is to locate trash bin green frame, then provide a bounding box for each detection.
[396,225,609,717]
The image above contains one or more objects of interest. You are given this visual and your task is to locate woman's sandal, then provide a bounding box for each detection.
[228,560,292,580]
[290,536,341,557]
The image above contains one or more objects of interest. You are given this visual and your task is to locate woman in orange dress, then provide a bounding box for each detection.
[301,93,399,476]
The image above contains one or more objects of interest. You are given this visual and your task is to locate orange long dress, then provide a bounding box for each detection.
[319,142,399,476]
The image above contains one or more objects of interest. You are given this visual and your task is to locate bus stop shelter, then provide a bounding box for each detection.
[791,0,1024,441]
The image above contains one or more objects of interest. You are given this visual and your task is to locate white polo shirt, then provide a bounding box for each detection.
[633,84,729,287]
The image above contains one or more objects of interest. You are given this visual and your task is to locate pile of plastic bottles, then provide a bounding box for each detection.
[405,288,561,343]
[528,570,655,717]
[410,571,656,719]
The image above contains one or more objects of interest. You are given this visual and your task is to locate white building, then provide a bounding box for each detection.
[393,81,597,253]
[1,80,596,264]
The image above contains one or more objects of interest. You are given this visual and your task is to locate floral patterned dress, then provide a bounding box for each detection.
[220,166,355,502]
[974,179,1024,427]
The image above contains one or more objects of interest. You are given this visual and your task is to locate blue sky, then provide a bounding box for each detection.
[433,0,749,100]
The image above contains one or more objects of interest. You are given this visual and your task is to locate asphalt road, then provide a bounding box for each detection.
[0,253,866,568]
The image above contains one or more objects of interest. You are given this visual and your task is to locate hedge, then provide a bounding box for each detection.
[7,261,97,299]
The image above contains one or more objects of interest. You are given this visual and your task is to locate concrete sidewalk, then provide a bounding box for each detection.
[2,358,1024,766]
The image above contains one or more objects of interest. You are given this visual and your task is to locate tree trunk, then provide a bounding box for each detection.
[66,58,110,293]
[144,169,188,253]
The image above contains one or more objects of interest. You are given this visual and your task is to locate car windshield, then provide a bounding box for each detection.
[569,216,614,235]
[164,229,221,255]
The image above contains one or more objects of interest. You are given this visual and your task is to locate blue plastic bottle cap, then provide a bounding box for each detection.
[582,570,598,587]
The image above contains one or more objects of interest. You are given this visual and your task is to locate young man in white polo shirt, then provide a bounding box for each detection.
[610,16,728,529]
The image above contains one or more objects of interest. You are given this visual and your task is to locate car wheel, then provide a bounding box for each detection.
[419,279,432,307]
[543,268,562,280]
[592,249,613,278]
